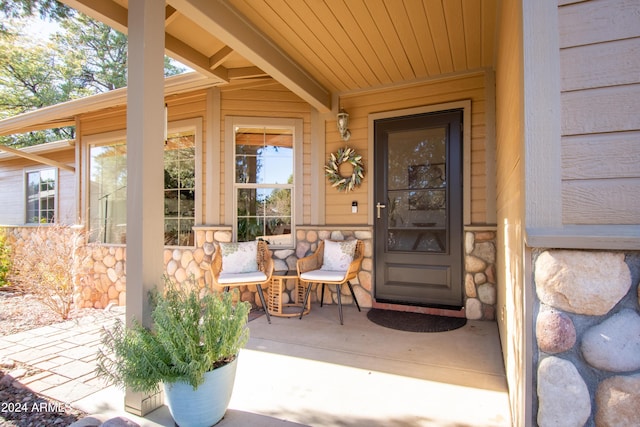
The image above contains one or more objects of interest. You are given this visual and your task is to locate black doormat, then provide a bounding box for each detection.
[366,308,467,333]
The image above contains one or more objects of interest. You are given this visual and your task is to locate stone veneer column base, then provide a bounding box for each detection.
[533,249,640,426]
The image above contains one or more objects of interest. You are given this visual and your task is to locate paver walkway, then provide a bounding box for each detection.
[0,307,123,404]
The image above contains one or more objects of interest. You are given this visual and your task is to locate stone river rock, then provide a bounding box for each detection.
[536,310,576,354]
[595,374,640,427]
[537,356,590,427]
[581,309,640,372]
[535,250,631,315]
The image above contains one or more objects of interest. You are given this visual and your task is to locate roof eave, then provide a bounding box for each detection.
[0,72,218,137]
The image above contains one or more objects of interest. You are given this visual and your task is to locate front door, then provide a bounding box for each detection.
[374,110,463,308]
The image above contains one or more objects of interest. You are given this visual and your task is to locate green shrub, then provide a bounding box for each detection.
[0,230,10,287]
[96,280,251,393]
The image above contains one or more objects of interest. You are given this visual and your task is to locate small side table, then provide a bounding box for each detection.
[267,270,311,317]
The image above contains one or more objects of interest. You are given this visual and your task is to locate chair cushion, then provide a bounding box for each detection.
[218,271,267,284]
[300,270,347,282]
[320,239,356,271]
[220,241,258,274]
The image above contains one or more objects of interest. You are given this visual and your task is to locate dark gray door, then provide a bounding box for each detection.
[374,110,463,308]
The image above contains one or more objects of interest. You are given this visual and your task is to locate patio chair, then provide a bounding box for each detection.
[297,239,364,325]
[210,240,273,324]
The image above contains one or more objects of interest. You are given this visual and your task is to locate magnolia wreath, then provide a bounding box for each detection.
[325,147,364,192]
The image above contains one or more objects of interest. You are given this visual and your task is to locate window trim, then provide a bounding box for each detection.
[83,118,203,246]
[224,116,303,248]
[23,166,58,224]
[163,118,203,248]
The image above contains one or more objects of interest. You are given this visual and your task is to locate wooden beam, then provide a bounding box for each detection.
[165,5,179,25]
[61,0,128,32]
[60,0,227,81]
[209,45,234,70]
[168,0,332,112]
[228,66,269,80]
[166,34,229,81]
[0,144,75,172]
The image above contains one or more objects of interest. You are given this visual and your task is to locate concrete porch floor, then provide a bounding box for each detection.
[1,304,512,426]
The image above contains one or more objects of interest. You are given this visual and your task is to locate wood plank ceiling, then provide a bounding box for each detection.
[63,0,498,111]
[228,0,497,94]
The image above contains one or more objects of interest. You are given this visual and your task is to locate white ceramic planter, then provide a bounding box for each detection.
[163,357,238,427]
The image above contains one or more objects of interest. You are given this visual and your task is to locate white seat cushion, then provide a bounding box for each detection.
[218,271,267,284]
[300,270,347,282]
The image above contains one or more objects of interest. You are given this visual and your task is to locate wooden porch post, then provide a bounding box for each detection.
[125,0,165,416]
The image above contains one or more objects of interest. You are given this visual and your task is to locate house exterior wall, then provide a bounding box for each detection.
[495,0,528,424]
[0,149,76,226]
[1,71,498,319]
[219,83,313,225]
[525,1,640,426]
[558,0,640,225]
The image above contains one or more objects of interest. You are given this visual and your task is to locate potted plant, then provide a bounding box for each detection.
[96,279,251,427]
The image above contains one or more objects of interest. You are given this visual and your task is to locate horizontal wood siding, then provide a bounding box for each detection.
[0,158,24,224]
[55,149,77,224]
[337,72,490,225]
[220,84,312,225]
[559,0,640,225]
[0,150,75,225]
[79,90,208,136]
[79,109,127,136]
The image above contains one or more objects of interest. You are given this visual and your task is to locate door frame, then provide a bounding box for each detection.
[367,101,473,303]
[367,100,472,226]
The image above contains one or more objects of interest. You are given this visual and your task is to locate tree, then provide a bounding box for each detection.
[0,0,71,27]
[0,23,77,145]
[0,0,187,147]
[55,13,128,93]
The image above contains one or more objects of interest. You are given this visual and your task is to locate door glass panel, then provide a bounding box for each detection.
[387,127,447,252]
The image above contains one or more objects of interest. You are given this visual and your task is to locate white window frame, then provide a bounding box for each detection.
[225,116,303,248]
[83,118,203,246]
[24,166,58,224]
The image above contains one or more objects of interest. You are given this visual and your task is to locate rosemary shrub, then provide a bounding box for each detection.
[96,281,251,393]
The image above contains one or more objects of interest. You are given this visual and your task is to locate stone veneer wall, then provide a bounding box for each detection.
[3,226,497,321]
[289,227,373,308]
[534,250,640,426]
[464,230,497,320]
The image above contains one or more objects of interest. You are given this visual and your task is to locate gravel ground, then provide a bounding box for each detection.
[0,288,92,427]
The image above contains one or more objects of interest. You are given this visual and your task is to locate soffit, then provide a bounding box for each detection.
[61,0,497,107]
[226,0,498,94]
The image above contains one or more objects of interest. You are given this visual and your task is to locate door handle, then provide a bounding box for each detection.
[376,202,386,219]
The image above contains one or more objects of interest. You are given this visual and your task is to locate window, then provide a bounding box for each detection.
[234,126,294,247]
[88,140,127,243]
[87,123,199,245]
[25,168,56,223]
[164,131,196,246]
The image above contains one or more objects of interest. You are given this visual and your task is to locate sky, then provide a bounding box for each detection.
[26,16,61,40]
